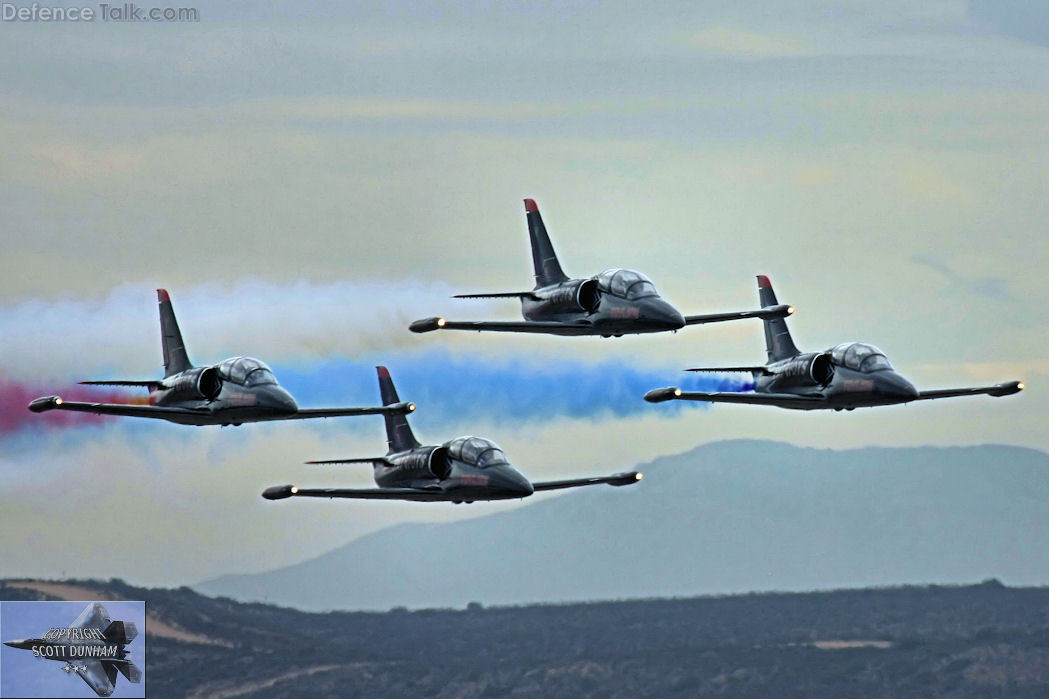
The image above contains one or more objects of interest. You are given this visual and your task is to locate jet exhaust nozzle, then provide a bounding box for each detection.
[28,396,63,413]
[644,387,681,403]
[409,317,445,333]
[609,471,643,487]
[262,485,297,500]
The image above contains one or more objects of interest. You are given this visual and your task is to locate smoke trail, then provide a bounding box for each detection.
[271,352,753,425]
[0,279,495,381]
[0,379,148,435]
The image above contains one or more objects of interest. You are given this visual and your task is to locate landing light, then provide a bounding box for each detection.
[673,388,682,397]
[437,317,446,328]
[290,486,299,495]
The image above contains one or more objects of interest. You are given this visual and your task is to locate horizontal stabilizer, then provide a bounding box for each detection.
[453,291,540,300]
[113,660,142,683]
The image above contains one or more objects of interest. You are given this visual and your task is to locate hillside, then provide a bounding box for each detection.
[4,578,1049,697]
[199,440,1049,610]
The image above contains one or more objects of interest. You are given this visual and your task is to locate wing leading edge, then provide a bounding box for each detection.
[28,396,205,420]
[644,387,824,409]
[532,471,643,492]
[913,380,1024,402]
[286,402,415,419]
[410,317,594,335]
[262,485,450,501]
[683,304,794,326]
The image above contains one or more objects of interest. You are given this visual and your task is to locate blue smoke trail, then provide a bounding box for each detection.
[271,351,752,425]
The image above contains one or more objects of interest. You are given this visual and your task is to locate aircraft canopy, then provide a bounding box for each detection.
[216,357,278,386]
[446,436,510,468]
[830,343,893,373]
[596,268,659,300]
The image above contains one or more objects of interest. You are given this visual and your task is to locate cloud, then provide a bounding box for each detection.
[682,26,814,58]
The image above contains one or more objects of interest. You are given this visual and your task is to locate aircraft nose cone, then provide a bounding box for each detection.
[4,639,29,649]
[262,386,299,414]
[491,466,534,498]
[880,373,919,401]
[641,298,685,330]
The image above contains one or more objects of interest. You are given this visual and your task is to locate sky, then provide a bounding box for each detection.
[0,0,1046,585]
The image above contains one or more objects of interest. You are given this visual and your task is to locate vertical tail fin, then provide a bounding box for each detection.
[377,367,420,452]
[102,620,137,645]
[157,289,192,377]
[524,198,568,288]
[757,276,800,362]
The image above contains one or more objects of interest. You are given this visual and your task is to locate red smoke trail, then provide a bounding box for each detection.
[0,379,149,435]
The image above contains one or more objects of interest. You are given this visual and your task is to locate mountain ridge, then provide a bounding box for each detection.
[198,439,1049,611]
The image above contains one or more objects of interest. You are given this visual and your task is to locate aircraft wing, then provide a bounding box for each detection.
[75,659,117,698]
[410,317,593,335]
[683,304,793,326]
[452,291,540,300]
[532,471,643,492]
[644,387,824,408]
[70,603,111,630]
[28,396,207,421]
[913,380,1024,402]
[286,402,415,419]
[262,485,449,501]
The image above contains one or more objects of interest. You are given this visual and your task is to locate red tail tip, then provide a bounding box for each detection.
[376,366,390,379]
[157,289,170,302]
[523,198,538,213]
[756,275,771,289]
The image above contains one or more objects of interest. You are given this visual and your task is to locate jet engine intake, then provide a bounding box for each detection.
[809,353,834,385]
[427,446,451,479]
[532,279,601,315]
[197,366,222,400]
[166,366,223,401]
[576,278,600,313]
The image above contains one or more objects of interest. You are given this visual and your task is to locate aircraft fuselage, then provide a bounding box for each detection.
[520,277,685,337]
[375,442,534,502]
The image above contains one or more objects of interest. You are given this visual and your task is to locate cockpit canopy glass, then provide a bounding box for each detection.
[445,436,510,469]
[595,269,659,300]
[829,343,893,373]
[215,357,278,386]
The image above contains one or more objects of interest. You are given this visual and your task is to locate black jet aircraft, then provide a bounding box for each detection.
[3,602,142,697]
[263,366,642,503]
[645,275,1024,411]
[410,198,793,338]
[28,289,413,426]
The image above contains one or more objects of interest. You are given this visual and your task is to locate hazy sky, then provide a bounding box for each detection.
[0,1,1046,584]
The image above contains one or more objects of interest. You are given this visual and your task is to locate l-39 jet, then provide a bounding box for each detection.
[645,275,1024,411]
[263,367,642,503]
[3,603,142,697]
[28,289,413,426]
[410,198,792,338]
